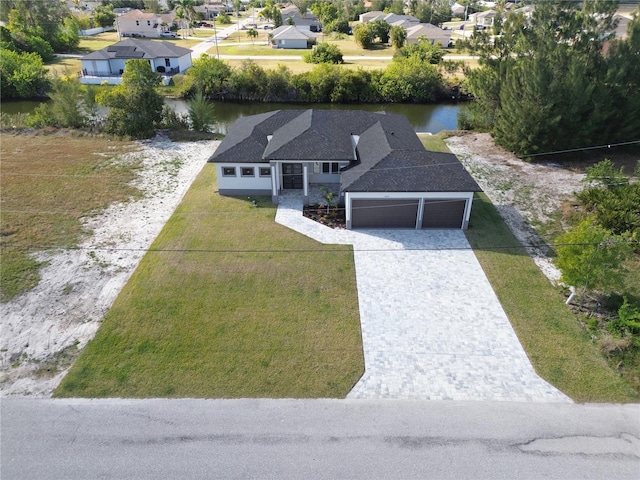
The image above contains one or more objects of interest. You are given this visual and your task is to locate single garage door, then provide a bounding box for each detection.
[351,199,419,228]
[421,199,466,229]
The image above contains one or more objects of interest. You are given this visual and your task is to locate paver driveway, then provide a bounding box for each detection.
[276,193,570,402]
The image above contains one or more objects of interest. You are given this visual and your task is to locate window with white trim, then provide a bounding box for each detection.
[241,167,255,177]
[222,167,236,176]
[259,167,271,177]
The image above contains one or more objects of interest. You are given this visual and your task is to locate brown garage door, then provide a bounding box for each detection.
[351,199,419,228]
[421,199,466,229]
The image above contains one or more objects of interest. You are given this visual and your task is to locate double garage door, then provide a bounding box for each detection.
[351,198,467,229]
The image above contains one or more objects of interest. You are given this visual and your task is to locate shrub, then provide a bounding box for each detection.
[608,298,640,337]
[324,19,350,34]
[304,42,343,64]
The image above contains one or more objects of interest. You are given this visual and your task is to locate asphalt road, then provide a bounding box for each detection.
[2,399,639,479]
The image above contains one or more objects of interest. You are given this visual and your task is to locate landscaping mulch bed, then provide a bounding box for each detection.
[302,204,346,229]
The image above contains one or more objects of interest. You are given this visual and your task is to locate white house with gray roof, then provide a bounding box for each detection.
[209,110,481,229]
[270,25,317,49]
[79,39,192,85]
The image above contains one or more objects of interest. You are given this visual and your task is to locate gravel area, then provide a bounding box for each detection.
[445,133,585,283]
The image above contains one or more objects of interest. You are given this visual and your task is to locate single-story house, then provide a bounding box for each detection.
[115,9,176,38]
[194,3,234,19]
[451,3,466,17]
[359,11,420,25]
[405,23,452,47]
[469,10,497,27]
[79,38,192,85]
[280,6,322,32]
[270,25,317,49]
[209,110,481,230]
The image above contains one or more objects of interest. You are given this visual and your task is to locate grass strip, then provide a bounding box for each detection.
[55,164,363,398]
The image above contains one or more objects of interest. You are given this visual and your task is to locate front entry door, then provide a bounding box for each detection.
[282,163,303,190]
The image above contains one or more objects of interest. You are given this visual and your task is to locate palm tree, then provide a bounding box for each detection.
[188,90,216,133]
[247,28,258,44]
[175,0,196,36]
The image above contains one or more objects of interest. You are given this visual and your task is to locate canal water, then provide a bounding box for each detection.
[1,99,460,134]
[165,100,461,134]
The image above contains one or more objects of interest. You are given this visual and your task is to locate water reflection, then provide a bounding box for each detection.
[165,100,460,134]
[1,98,460,134]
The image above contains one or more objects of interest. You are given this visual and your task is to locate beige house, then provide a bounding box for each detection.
[116,9,176,38]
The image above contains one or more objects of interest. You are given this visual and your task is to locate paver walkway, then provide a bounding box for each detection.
[276,192,570,402]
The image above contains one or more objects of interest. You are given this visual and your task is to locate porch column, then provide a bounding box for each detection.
[302,163,309,206]
[271,164,278,205]
[416,198,424,229]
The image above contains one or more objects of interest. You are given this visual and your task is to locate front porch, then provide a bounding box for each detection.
[270,161,343,206]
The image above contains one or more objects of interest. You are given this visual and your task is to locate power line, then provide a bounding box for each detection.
[2,238,637,254]
[522,139,640,158]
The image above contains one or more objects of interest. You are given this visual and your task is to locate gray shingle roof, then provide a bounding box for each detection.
[209,109,481,193]
[81,38,191,61]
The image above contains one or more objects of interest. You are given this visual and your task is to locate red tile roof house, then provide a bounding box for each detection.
[209,110,481,229]
[79,38,192,85]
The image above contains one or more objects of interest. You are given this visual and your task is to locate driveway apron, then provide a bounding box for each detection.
[276,193,570,402]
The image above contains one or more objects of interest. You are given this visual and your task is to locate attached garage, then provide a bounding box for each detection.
[421,199,467,229]
[346,195,473,230]
[341,146,481,231]
[351,199,419,228]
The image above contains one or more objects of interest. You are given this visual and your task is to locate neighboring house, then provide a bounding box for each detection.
[451,2,466,17]
[513,4,535,19]
[469,10,497,27]
[194,3,234,18]
[209,110,481,230]
[405,23,452,47]
[79,38,192,85]
[359,10,385,23]
[612,14,631,39]
[359,11,419,25]
[280,6,321,32]
[116,9,176,38]
[270,25,317,49]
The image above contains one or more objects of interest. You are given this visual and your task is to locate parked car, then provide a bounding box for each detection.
[263,24,274,30]
[160,31,177,38]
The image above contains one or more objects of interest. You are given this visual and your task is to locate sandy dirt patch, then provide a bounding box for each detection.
[1,135,219,397]
[445,133,586,283]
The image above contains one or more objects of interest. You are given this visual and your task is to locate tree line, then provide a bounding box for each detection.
[459,0,640,158]
[177,44,451,104]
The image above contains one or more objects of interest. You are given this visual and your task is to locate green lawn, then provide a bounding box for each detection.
[55,163,363,398]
